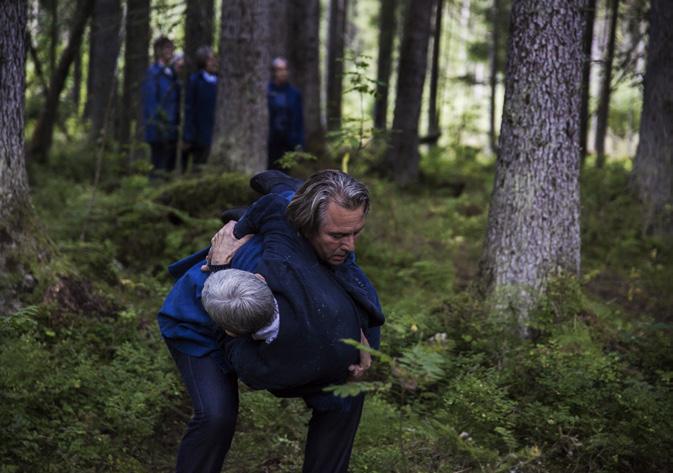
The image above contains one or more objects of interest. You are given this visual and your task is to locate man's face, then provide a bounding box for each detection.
[160,44,174,65]
[273,63,289,85]
[205,54,218,74]
[309,201,366,266]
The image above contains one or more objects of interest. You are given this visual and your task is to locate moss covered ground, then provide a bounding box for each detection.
[1,146,672,472]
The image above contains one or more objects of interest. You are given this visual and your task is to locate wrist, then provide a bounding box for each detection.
[207,264,229,272]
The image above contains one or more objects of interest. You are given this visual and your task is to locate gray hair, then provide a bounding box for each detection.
[195,46,213,69]
[271,57,288,69]
[286,170,370,237]
[202,269,275,335]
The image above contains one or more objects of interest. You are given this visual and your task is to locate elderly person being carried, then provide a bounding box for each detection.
[158,170,384,473]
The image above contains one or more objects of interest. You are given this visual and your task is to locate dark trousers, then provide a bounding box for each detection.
[303,394,364,473]
[268,134,292,170]
[150,140,177,174]
[181,144,210,172]
[168,345,238,473]
[167,343,364,473]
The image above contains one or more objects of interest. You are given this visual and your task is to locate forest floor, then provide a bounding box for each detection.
[2,143,672,473]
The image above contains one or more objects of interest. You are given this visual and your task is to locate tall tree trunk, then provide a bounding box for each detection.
[480,0,585,331]
[26,30,49,96]
[427,0,444,141]
[632,0,673,236]
[594,0,619,168]
[373,0,398,131]
[30,0,94,162]
[211,0,270,173]
[326,0,348,130]
[0,0,46,309]
[1,1,29,218]
[184,0,214,74]
[385,0,435,185]
[86,0,122,142]
[288,0,324,155]
[49,0,57,77]
[579,0,597,162]
[120,0,150,154]
[268,0,289,58]
[71,43,82,111]
[488,0,501,155]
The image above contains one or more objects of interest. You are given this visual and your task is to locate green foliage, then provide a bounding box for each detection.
[153,171,257,218]
[327,51,382,172]
[275,150,318,171]
[9,141,672,472]
[0,303,181,473]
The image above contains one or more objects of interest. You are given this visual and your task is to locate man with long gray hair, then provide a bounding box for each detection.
[159,169,384,473]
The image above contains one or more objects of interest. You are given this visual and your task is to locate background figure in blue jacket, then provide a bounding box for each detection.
[142,36,180,175]
[267,57,304,170]
[182,46,218,172]
[158,170,383,473]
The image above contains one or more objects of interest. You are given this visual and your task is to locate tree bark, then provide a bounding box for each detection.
[26,30,49,97]
[268,0,289,58]
[594,0,619,168]
[326,0,348,131]
[49,0,58,77]
[632,0,673,236]
[579,0,597,162]
[1,1,29,218]
[488,0,501,155]
[184,0,214,75]
[0,0,45,308]
[480,0,585,331]
[30,0,93,162]
[373,0,398,131]
[427,0,444,141]
[211,0,270,173]
[120,0,150,152]
[385,0,435,185]
[72,43,82,111]
[288,0,324,155]
[86,0,122,142]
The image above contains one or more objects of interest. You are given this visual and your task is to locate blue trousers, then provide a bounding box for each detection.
[168,343,364,473]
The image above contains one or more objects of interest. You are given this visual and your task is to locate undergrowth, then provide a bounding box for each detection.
[2,145,672,472]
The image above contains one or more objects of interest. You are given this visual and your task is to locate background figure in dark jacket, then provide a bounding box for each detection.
[142,36,180,175]
[182,46,218,172]
[267,57,304,170]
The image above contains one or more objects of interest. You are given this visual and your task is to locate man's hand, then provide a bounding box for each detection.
[201,221,252,271]
[348,330,372,380]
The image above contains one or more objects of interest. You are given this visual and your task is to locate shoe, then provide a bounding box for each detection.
[250,170,303,195]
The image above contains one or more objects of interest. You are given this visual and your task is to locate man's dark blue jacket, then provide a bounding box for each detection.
[225,194,384,396]
[183,70,217,147]
[158,194,383,399]
[142,63,180,142]
[267,82,304,149]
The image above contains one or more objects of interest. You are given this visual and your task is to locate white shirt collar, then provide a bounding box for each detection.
[202,70,217,83]
[252,298,280,344]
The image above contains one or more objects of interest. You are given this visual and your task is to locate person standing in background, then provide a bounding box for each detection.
[142,36,180,176]
[267,57,304,170]
[182,46,218,172]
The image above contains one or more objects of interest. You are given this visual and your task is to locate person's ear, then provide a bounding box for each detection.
[254,273,267,284]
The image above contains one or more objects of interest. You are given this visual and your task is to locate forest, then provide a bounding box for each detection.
[1,0,672,472]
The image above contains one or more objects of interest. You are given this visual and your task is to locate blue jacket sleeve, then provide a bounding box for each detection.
[233,194,298,261]
[183,74,197,143]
